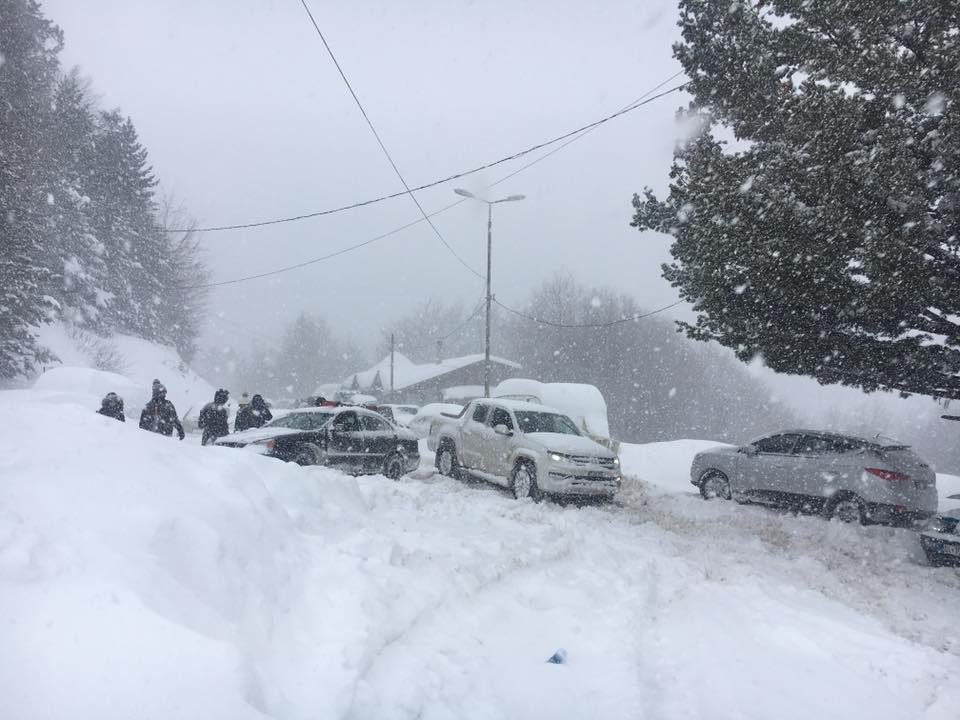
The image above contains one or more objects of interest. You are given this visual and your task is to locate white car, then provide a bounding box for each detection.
[428,398,620,501]
[407,402,464,439]
[376,404,420,427]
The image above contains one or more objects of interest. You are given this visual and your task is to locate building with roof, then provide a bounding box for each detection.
[340,352,521,405]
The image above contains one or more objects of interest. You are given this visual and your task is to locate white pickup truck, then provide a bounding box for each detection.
[428,398,621,501]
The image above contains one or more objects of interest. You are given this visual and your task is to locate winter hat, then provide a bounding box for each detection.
[102,392,121,407]
[214,389,229,404]
[152,380,167,398]
[239,392,250,406]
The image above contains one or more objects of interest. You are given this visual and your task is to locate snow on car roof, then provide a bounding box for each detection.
[481,397,568,415]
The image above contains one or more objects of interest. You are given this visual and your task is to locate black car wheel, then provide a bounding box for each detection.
[383,453,404,481]
[293,442,323,466]
[699,470,731,500]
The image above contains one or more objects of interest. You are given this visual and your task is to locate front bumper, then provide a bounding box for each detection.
[920,532,960,564]
[541,461,621,497]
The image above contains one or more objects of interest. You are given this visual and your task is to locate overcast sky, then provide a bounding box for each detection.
[40,0,940,426]
[44,0,684,346]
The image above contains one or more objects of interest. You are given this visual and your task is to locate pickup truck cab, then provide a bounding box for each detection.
[428,398,621,501]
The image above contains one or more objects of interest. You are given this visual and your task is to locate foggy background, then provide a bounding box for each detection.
[39,0,960,468]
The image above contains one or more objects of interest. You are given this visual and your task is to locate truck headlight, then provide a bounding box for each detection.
[550,453,563,462]
[612,457,620,466]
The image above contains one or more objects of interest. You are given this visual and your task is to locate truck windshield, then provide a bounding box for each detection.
[514,411,580,436]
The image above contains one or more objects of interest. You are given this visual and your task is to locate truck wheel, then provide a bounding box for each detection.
[293,442,323,466]
[383,453,404,480]
[512,461,542,502]
[436,442,460,479]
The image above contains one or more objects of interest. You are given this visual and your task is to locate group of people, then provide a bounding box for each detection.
[96,379,272,445]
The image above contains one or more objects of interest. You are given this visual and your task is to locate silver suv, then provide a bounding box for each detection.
[690,430,938,525]
[429,398,621,501]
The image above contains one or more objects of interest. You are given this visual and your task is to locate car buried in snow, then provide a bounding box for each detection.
[428,398,621,501]
[690,430,938,526]
[214,406,419,479]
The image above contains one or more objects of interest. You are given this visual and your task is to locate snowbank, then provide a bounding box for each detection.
[33,322,216,418]
[619,438,732,494]
[3,390,959,719]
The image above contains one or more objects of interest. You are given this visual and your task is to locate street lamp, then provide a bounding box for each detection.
[454,188,526,397]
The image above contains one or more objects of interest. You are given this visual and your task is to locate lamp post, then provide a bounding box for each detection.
[454,188,525,397]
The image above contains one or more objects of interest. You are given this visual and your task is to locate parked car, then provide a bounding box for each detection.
[428,398,621,501]
[376,404,420,427]
[214,406,419,479]
[920,494,960,566]
[407,402,464,439]
[690,430,938,525]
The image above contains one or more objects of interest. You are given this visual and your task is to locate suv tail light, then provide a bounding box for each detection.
[865,467,909,481]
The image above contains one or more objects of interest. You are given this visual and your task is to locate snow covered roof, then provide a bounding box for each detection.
[343,353,520,392]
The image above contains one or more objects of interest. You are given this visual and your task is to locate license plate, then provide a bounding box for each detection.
[945,543,960,557]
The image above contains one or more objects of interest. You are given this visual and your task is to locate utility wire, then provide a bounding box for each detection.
[182,76,687,290]
[165,82,686,234]
[297,0,481,278]
[399,295,488,353]
[493,297,684,328]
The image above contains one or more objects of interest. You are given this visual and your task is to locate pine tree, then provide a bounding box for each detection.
[632,0,960,399]
[0,0,63,377]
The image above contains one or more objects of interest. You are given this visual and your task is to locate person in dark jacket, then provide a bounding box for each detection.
[235,393,273,432]
[139,380,185,440]
[198,388,230,445]
[97,392,125,422]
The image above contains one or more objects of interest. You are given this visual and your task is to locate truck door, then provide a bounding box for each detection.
[483,406,516,481]
[460,402,490,469]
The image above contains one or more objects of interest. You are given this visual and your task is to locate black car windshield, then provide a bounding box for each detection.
[514,411,580,436]
[269,412,333,431]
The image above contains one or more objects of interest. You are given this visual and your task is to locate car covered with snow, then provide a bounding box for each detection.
[428,398,620,501]
[215,406,419,479]
[920,494,960,566]
[690,430,938,525]
[406,402,464,439]
[492,378,617,451]
[375,403,420,427]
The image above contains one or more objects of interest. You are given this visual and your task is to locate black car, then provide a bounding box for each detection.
[215,406,420,479]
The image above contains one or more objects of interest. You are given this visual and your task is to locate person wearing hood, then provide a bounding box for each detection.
[235,393,273,432]
[139,380,185,440]
[199,388,231,445]
[97,392,125,422]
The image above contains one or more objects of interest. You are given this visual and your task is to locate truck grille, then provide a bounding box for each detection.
[567,455,616,468]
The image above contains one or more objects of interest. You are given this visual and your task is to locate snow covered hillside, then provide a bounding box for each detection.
[3,390,959,720]
[32,322,216,418]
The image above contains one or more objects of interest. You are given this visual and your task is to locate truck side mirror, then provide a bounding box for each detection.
[494,423,513,436]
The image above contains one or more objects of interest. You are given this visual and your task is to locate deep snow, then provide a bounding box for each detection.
[2,389,959,720]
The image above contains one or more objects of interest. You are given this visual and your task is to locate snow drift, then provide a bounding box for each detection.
[3,390,959,720]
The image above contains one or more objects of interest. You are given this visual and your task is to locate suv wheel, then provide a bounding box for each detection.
[436,443,460,479]
[294,442,322,466]
[699,470,731,500]
[826,494,865,524]
[383,453,404,481]
[512,461,542,502]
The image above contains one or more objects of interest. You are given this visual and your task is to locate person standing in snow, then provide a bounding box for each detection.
[198,388,230,445]
[235,393,272,432]
[97,392,125,422]
[139,380,185,440]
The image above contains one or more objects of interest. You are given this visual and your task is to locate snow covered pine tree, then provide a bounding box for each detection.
[632,0,960,399]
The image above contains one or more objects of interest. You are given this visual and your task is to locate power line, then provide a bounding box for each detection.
[164,82,687,234]
[398,295,488,353]
[181,77,687,290]
[493,297,684,328]
[296,0,482,278]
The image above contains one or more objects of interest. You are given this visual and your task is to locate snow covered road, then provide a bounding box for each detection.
[2,395,959,719]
